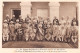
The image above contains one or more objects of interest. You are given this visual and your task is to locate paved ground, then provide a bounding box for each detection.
[2,41,76,48]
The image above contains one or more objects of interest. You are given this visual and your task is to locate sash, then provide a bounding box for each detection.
[39,27,43,35]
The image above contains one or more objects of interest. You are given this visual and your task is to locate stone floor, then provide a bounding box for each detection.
[2,41,77,48]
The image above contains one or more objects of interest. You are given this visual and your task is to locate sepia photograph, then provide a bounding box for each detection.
[2,2,78,48]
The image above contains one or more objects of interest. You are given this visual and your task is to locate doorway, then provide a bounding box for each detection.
[13,10,21,19]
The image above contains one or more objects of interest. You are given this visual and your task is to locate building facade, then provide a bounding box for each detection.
[3,2,78,22]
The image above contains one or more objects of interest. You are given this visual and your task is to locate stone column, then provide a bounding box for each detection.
[20,2,32,20]
[2,3,4,21]
[76,2,80,26]
[49,2,60,22]
[76,2,79,20]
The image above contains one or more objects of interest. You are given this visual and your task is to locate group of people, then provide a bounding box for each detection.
[2,14,78,44]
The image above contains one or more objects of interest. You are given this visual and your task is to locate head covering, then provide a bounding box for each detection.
[4,20,7,23]
[23,20,25,23]
[16,19,19,22]
[19,15,21,18]
[13,15,15,17]
[10,21,14,24]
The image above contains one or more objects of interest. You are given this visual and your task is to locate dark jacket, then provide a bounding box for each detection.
[53,18,59,25]
[71,19,78,26]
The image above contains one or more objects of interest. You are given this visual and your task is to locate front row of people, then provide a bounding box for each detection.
[2,17,78,44]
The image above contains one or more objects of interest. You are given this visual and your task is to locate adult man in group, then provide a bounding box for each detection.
[5,14,10,24]
[3,20,9,41]
[9,21,16,41]
[15,19,22,41]
[71,17,78,44]
[71,17,78,26]
[11,15,16,23]
[19,15,23,24]
[25,15,31,24]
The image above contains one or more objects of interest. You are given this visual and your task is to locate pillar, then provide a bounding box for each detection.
[76,2,80,26]
[20,2,32,20]
[2,3,4,21]
[76,2,79,20]
[49,2,60,22]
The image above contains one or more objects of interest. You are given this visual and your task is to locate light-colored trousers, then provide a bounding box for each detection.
[3,33,9,41]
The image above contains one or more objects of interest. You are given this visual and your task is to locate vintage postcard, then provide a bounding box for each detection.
[0,0,80,53]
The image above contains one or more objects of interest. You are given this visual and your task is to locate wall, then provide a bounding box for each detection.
[31,2,49,17]
[59,2,77,20]
[3,2,20,20]
[3,2,77,20]
[31,2,77,20]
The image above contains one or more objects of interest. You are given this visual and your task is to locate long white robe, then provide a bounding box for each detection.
[3,23,9,41]
[60,20,66,37]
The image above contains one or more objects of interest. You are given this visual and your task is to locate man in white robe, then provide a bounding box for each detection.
[3,20,9,41]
